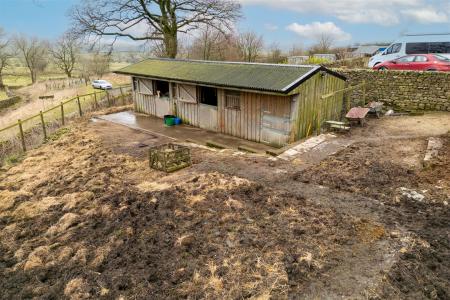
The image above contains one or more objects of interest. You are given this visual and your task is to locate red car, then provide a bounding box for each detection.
[373,54,450,72]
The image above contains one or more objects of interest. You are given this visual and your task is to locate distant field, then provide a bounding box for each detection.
[110,62,130,70]
[3,62,129,88]
[3,73,68,88]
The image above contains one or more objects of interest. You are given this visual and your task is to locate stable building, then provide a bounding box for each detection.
[115,59,346,147]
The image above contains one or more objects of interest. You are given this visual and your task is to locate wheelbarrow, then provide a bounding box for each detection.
[345,107,370,126]
[367,101,383,118]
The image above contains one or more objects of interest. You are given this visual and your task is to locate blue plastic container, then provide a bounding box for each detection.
[174,117,182,125]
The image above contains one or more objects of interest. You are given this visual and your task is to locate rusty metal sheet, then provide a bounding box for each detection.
[346,107,370,119]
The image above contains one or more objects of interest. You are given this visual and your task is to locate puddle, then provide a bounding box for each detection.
[99,111,137,126]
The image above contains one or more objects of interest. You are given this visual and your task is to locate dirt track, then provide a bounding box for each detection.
[0,114,449,299]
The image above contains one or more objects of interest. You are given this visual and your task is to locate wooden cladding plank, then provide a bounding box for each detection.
[292,73,346,141]
[175,100,199,126]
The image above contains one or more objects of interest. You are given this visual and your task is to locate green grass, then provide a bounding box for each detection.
[1,153,25,170]
[3,75,32,87]
[45,127,71,142]
[0,90,8,100]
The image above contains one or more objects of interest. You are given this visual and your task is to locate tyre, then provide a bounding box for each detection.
[427,69,436,72]
[378,66,388,71]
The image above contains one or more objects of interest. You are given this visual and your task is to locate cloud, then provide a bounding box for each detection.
[402,7,449,23]
[238,0,449,26]
[264,23,279,31]
[286,22,351,42]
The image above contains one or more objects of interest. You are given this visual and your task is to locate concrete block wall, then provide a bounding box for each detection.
[334,69,450,111]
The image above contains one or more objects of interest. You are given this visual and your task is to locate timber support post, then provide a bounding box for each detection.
[18,119,26,152]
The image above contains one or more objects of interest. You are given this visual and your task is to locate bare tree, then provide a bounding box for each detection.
[14,35,48,84]
[0,28,13,90]
[310,33,335,54]
[289,44,305,56]
[90,52,111,77]
[266,42,285,63]
[188,25,231,60]
[236,31,263,62]
[50,34,79,78]
[69,0,241,58]
[78,51,111,83]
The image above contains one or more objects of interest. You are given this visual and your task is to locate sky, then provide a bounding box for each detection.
[0,0,449,50]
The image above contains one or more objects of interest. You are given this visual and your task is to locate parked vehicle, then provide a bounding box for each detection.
[368,34,450,68]
[373,54,450,72]
[91,80,113,89]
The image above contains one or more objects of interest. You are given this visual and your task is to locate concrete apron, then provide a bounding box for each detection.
[96,111,277,155]
[278,133,354,165]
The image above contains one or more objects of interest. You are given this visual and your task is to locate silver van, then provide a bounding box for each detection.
[368,34,450,68]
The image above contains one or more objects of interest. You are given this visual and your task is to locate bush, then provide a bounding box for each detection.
[304,57,332,65]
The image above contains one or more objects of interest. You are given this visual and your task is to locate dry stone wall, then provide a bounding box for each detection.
[334,69,450,111]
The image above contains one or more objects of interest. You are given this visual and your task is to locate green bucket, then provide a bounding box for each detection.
[164,115,176,126]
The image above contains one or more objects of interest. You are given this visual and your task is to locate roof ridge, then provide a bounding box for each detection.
[115,59,346,94]
[145,57,317,69]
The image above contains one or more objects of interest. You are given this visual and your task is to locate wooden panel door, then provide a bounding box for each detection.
[198,104,218,131]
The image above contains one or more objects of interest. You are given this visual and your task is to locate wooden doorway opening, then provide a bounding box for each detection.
[198,86,218,106]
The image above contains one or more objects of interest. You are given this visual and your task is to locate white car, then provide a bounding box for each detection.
[368,34,450,68]
[92,80,113,89]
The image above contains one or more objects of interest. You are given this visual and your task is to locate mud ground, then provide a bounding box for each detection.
[0,113,449,299]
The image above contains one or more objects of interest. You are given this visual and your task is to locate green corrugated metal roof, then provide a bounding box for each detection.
[115,59,345,94]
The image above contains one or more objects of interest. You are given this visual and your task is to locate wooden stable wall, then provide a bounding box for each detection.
[133,88,292,145]
[132,74,346,147]
[134,93,172,118]
[218,90,292,145]
[290,72,346,141]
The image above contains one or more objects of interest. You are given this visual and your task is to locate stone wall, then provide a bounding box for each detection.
[334,69,450,111]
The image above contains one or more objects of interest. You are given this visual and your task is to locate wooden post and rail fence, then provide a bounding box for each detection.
[318,80,368,133]
[321,80,367,107]
[0,86,131,153]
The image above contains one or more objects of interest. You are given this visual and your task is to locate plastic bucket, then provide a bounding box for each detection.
[164,115,176,126]
[174,117,182,125]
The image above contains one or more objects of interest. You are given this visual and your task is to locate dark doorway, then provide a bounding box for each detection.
[198,86,218,106]
[153,80,170,97]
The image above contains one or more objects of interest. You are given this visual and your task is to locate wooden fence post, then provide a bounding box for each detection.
[40,111,47,140]
[94,92,98,108]
[362,80,367,106]
[77,96,83,116]
[120,87,125,105]
[106,90,111,106]
[18,119,26,152]
[60,102,65,125]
